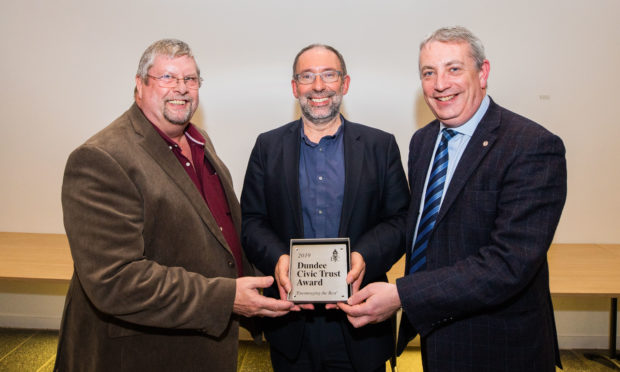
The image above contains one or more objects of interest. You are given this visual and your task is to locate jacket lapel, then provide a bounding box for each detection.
[339,119,363,236]
[128,104,232,252]
[282,121,304,236]
[409,123,440,206]
[405,123,440,271]
[435,100,500,225]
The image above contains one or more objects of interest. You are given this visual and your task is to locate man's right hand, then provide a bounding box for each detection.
[337,282,401,327]
[275,254,314,310]
[233,276,294,317]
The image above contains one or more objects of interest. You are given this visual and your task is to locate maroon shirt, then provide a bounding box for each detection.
[151,123,243,276]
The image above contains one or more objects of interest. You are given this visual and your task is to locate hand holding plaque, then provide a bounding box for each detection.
[287,238,351,303]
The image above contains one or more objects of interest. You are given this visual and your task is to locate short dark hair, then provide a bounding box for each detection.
[292,44,347,78]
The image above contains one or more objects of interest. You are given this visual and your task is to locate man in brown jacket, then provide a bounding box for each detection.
[54,39,293,372]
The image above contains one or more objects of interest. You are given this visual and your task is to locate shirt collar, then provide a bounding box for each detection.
[300,115,345,146]
[184,124,206,147]
[149,122,205,148]
[440,95,490,137]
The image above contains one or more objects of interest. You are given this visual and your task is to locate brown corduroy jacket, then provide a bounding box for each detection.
[55,103,252,372]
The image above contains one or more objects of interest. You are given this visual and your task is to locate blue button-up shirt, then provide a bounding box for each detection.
[299,122,345,239]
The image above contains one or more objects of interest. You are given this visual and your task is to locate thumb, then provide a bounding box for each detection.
[253,275,275,289]
[346,265,361,284]
[347,286,369,305]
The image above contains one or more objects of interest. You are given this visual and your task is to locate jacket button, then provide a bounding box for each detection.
[228,261,235,268]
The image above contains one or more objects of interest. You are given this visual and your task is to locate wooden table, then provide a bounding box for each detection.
[548,244,620,360]
[548,244,620,296]
[0,232,73,281]
[0,232,273,339]
[1,233,618,357]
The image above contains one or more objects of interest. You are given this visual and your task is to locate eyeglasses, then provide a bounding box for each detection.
[147,74,202,89]
[295,70,343,85]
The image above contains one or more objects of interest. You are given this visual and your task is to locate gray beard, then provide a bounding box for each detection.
[301,106,339,125]
[164,106,192,125]
[300,96,342,125]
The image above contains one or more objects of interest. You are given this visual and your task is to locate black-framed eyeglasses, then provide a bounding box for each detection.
[147,74,202,89]
[295,70,343,85]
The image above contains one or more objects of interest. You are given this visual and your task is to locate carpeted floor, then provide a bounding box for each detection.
[0,328,617,371]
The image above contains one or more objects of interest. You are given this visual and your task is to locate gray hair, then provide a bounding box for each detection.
[420,26,486,70]
[292,44,347,78]
[136,39,201,85]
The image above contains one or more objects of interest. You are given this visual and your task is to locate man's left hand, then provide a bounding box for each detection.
[347,251,366,294]
[325,251,365,309]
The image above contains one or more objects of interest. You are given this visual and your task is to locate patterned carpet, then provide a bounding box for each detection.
[0,328,617,371]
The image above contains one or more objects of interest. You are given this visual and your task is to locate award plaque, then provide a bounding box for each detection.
[288,238,351,303]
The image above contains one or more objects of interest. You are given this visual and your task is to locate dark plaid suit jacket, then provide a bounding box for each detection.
[396,98,566,372]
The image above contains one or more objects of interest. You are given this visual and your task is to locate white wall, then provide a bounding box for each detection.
[1,0,619,349]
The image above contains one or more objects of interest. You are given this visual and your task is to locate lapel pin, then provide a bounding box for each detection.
[483,140,489,147]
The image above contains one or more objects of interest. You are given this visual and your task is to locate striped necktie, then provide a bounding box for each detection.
[409,128,456,274]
